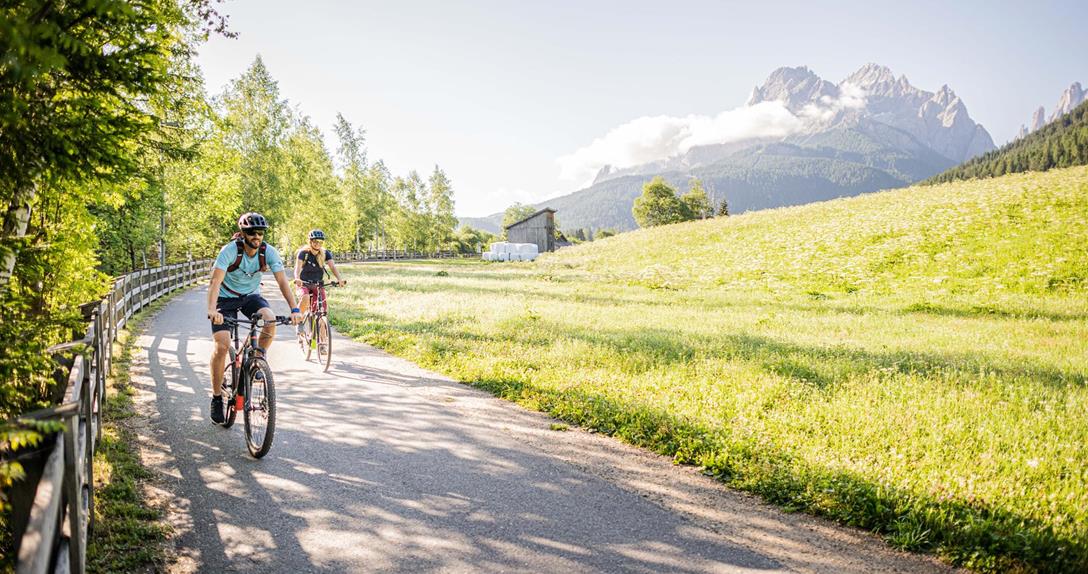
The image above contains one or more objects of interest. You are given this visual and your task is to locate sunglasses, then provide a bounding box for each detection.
[244,230,265,237]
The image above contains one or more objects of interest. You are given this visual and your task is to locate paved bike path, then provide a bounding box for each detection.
[127,282,953,573]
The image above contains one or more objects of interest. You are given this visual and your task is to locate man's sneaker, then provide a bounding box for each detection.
[210,395,225,424]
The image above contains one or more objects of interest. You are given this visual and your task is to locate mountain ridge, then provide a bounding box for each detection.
[462,63,995,234]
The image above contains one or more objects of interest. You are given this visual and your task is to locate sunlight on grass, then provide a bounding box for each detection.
[331,166,1088,573]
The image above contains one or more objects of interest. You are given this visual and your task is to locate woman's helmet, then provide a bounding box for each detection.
[308,229,326,241]
[237,212,269,231]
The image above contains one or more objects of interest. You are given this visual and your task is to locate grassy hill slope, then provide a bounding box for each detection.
[334,166,1088,572]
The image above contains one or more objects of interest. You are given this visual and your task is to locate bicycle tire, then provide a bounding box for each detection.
[305,315,315,361]
[243,357,276,458]
[221,347,239,428]
[317,315,332,372]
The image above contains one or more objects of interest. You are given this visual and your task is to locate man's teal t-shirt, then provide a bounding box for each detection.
[213,240,285,298]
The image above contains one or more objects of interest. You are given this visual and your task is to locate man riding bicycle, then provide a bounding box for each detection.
[206,212,302,424]
[293,229,346,317]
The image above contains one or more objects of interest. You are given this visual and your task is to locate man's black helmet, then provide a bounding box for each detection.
[237,212,269,231]
[309,229,326,240]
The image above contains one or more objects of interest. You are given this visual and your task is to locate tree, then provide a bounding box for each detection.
[0,0,196,289]
[217,56,294,243]
[501,203,537,239]
[452,225,496,254]
[365,161,394,249]
[334,114,374,252]
[681,178,713,219]
[426,166,457,252]
[281,118,346,253]
[717,197,730,217]
[632,177,690,227]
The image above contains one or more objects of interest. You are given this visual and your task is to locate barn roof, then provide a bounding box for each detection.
[504,207,556,230]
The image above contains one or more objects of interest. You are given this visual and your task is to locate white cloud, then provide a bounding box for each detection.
[556,85,868,187]
[798,81,867,123]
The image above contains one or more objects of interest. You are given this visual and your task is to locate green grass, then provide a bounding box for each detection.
[87,300,172,573]
[330,166,1088,573]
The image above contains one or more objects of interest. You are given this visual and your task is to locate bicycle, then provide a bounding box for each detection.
[296,281,339,372]
[219,315,291,458]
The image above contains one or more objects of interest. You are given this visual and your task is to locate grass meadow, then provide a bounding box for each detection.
[330,167,1088,572]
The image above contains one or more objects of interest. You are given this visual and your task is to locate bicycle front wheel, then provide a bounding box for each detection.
[316,316,332,372]
[296,315,310,360]
[243,358,276,458]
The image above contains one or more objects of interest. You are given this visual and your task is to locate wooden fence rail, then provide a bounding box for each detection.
[338,249,461,262]
[13,259,211,574]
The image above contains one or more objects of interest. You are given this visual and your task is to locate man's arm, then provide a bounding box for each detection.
[207,268,226,324]
[273,270,302,324]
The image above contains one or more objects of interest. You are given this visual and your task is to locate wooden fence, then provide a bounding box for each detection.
[338,249,461,262]
[13,260,211,574]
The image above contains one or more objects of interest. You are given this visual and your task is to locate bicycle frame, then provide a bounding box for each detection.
[302,281,333,317]
[223,316,286,406]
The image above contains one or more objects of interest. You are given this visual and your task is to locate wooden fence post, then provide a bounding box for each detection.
[63,407,84,574]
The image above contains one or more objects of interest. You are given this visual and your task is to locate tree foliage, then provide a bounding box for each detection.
[502,203,537,228]
[0,0,220,560]
[632,177,691,227]
[681,178,713,219]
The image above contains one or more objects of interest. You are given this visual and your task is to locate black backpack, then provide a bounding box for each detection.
[226,236,268,273]
[299,248,329,276]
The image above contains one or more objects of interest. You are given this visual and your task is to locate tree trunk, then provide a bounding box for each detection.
[0,182,37,292]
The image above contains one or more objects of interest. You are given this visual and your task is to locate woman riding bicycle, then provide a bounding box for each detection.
[293,229,346,317]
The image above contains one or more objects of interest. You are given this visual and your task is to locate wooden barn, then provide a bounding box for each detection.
[505,208,557,253]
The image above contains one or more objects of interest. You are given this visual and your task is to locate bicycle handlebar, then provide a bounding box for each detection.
[220,315,293,327]
[300,280,343,287]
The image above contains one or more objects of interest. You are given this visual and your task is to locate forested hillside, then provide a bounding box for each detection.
[925,99,1088,184]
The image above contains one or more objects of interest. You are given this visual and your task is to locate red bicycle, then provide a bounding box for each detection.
[296,281,338,371]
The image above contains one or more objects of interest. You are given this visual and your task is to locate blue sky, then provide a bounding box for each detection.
[196,0,1088,216]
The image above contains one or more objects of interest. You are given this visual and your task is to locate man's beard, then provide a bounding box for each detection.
[246,235,262,250]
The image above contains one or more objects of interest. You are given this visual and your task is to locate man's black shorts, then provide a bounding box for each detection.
[211,293,270,334]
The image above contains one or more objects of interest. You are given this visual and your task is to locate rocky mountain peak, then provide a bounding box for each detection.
[933,85,957,106]
[1031,106,1047,131]
[1019,82,1084,139]
[592,164,615,185]
[1050,81,1086,123]
[746,66,839,112]
[846,63,896,88]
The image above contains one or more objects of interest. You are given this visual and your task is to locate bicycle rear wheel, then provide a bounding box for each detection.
[221,347,239,428]
[316,315,332,372]
[243,357,276,458]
